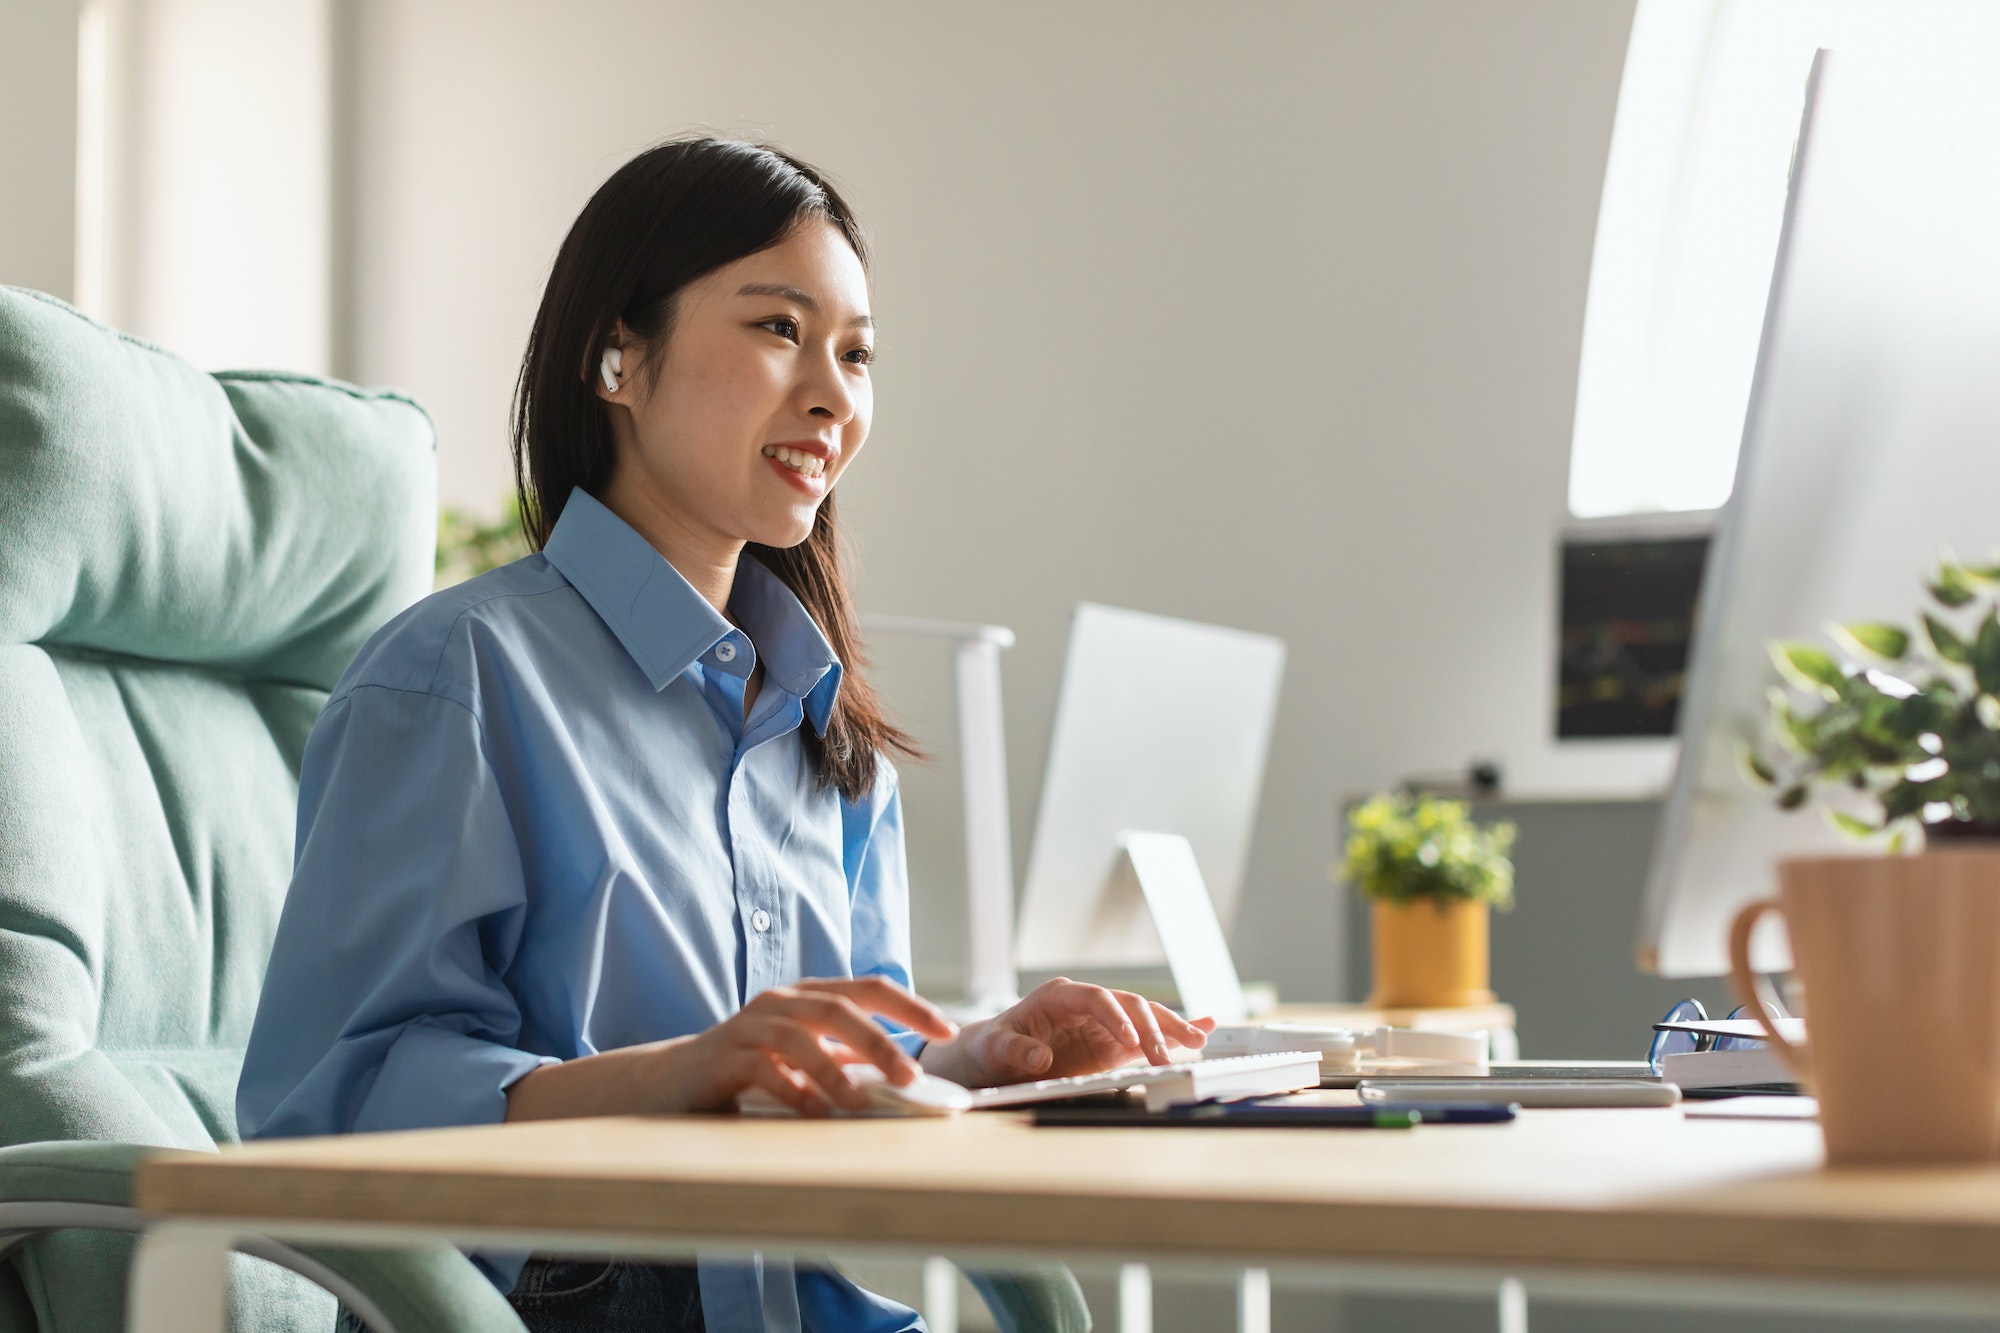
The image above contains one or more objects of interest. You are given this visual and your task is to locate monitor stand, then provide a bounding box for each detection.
[860,614,1022,1019]
[1105,832,1249,1024]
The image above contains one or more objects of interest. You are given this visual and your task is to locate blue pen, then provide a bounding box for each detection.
[1170,1103,1422,1128]
[1355,1102,1517,1124]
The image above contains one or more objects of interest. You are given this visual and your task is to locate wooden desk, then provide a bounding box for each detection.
[128,1105,2000,1332]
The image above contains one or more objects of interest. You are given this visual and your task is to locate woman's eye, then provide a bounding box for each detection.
[845,346,875,366]
[758,317,799,341]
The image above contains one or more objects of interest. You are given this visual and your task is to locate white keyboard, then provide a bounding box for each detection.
[968,1050,1323,1113]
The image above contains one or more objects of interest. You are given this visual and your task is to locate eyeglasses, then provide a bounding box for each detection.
[1646,997,1786,1075]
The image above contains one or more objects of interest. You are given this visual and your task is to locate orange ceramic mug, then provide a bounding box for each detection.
[1727,851,2000,1165]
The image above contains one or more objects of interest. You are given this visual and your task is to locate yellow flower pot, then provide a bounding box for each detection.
[1367,898,1496,1009]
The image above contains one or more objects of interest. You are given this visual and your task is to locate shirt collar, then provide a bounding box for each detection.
[542,488,842,736]
[727,555,844,737]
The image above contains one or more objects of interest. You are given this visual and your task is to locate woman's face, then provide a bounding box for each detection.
[601,218,874,555]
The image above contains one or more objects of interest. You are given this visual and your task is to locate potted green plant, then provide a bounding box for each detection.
[436,494,531,589]
[1744,554,2000,842]
[1340,792,1516,1009]
[1730,556,2000,1163]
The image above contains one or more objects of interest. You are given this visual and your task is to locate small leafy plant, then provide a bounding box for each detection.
[1340,792,1517,909]
[1746,554,2000,843]
[436,494,531,589]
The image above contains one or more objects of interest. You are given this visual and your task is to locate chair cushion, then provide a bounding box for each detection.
[0,1265,30,1333]
[0,288,434,679]
[298,1243,529,1333]
[966,1265,1094,1333]
[0,1141,146,1207]
[0,287,436,1330]
[0,284,434,1146]
[0,1142,528,1333]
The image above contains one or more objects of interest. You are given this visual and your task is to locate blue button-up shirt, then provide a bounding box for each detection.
[238,488,923,1333]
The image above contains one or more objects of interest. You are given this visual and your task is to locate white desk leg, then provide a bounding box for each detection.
[1498,1275,1528,1333]
[128,1223,234,1333]
[1118,1262,1152,1333]
[1237,1267,1271,1333]
[922,1255,960,1333]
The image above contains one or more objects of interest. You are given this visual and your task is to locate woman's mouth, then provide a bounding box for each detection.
[762,444,826,479]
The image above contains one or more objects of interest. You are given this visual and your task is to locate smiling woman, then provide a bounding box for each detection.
[237,136,1203,1333]
[511,137,907,800]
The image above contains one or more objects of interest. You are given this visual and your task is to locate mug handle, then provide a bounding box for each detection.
[1726,898,1812,1084]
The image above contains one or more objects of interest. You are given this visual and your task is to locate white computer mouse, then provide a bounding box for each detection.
[736,1064,973,1118]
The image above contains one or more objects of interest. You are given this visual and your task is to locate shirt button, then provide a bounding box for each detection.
[714,641,738,663]
[751,909,772,933]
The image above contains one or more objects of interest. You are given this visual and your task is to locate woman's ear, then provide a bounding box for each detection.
[592,321,638,404]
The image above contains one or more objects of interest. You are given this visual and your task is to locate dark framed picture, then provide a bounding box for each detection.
[1557,523,1713,739]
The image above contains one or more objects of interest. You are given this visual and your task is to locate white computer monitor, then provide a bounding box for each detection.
[1014,603,1285,1014]
[1640,51,2000,976]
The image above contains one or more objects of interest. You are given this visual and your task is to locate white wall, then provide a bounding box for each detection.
[339,0,1647,1000]
[0,0,80,299]
[0,2,1650,1001]
[94,0,333,371]
[0,0,337,369]
[126,0,331,370]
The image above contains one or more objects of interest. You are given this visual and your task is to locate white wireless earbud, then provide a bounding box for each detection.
[599,346,623,393]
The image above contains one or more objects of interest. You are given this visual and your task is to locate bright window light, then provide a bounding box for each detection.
[74,0,110,321]
[1567,0,2000,519]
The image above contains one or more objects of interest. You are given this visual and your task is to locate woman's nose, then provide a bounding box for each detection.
[802,352,859,423]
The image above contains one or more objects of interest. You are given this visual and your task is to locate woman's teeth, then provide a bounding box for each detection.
[763,445,826,479]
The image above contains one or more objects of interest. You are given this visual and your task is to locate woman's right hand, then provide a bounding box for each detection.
[504,977,957,1121]
[673,977,957,1115]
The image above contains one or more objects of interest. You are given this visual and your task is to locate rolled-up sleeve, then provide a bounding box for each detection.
[237,683,556,1141]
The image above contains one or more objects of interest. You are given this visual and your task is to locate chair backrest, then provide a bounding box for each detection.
[0,286,436,1152]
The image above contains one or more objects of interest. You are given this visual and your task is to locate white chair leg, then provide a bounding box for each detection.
[127,1223,235,1333]
[1498,1275,1528,1333]
[1237,1266,1271,1333]
[1118,1262,1152,1333]
[922,1256,960,1333]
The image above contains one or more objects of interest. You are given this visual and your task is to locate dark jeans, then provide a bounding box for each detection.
[335,1258,705,1332]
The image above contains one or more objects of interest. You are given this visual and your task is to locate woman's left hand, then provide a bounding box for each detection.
[920,977,1216,1089]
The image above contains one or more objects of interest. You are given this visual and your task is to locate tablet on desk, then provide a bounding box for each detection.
[1322,1060,1653,1089]
[1358,1078,1681,1108]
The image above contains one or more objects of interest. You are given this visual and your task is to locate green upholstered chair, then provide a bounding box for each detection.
[0,285,1089,1333]
[0,284,527,1332]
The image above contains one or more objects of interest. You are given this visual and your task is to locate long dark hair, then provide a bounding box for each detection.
[512,136,916,801]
